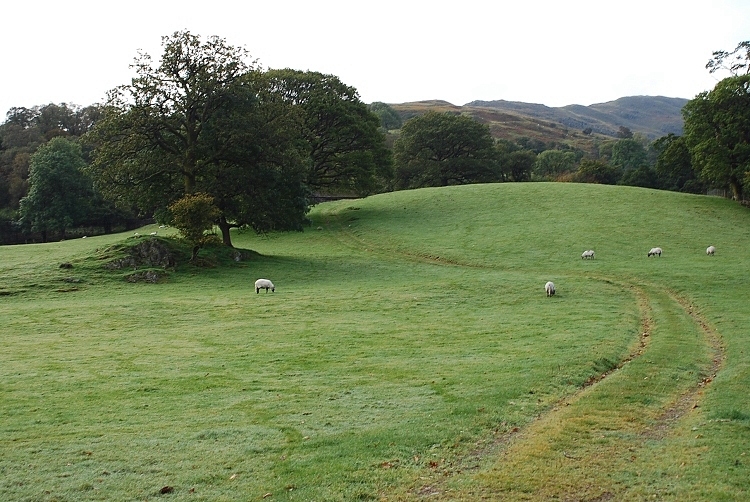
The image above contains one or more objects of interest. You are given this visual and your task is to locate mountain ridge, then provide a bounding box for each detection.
[390,95,687,149]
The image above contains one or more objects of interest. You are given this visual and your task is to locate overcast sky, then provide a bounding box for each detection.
[2,0,749,119]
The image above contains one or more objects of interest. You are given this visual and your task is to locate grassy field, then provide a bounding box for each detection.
[1,182,749,501]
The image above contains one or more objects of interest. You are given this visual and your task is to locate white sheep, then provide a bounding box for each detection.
[648,247,662,257]
[150,231,158,236]
[581,250,595,260]
[545,281,556,297]
[255,278,275,293]
[706,245,716,256]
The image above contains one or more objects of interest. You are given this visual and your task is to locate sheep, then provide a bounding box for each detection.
[648,247,662,257]
[706,245,716,256]
[545,281,556,297]
[581,249,595,259]
[255,278,275,294]
[150,231,158,236]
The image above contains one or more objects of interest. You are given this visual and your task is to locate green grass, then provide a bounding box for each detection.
[1,184,749,501]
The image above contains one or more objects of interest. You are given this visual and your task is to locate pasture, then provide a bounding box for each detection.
[1,182,749,501]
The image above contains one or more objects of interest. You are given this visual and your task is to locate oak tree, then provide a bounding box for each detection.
[84,31,309,247]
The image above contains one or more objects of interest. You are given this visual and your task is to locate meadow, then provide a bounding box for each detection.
[1,182,749,501]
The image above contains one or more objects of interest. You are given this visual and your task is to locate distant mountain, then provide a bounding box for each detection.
[465,96,688,139]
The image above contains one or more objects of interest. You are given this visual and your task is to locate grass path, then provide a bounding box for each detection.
[467,285,720,501]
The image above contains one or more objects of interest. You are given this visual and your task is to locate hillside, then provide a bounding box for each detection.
[390,96,687,154]
[468,95,687,138]
[2,184,749,500]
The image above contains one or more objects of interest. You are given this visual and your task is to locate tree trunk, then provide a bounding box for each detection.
[730,178,743,201]
[218,215,234,247]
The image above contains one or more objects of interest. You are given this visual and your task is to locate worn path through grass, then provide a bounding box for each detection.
[313,196,727,500]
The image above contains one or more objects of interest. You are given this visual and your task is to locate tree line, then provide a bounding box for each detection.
[1,33,748,246]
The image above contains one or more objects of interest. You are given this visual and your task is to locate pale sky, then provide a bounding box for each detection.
[2,0,749,119]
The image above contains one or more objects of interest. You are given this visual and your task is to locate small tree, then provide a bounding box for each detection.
[169,193,220,262]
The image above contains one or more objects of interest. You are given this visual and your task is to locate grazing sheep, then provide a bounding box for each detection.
[255,278,275,293]
[150,231,158,236]
[581,249,595,260]
[706,245,716,256]
[648,247,662,257]
[545,281,556,297]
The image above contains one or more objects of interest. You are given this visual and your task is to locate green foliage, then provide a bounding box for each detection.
[169,193,220,258]
[262,69,393,195]
[84,32,309,247]
[652,134,704,193]
[683,74,750,200]
[17,137,92,240]
[618,165,659,188]
[0,103,102,215]
[574,158,621,184]
[610,138,648,170]
[393,111,499,189]
[494,140,536,181]
[533,149,578,179]
[368,101,403,130]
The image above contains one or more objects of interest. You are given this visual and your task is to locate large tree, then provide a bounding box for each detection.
[18,137,92,241]
[393,111,498,189]
[84,31,309,247]
[652,134,703,193]
[683,74,750,201]
[260,69,392,195]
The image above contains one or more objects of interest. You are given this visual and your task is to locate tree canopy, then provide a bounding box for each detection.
[533,149,577,180]
[368,102,403,130]
[84,31,309,247]
[18,137,92,241]
[260,69,392,196]
[683,74,750,201]
[393,112,498,189]
[652,134,703,193]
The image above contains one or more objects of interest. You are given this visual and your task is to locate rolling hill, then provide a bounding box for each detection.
[1,183,749,500]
